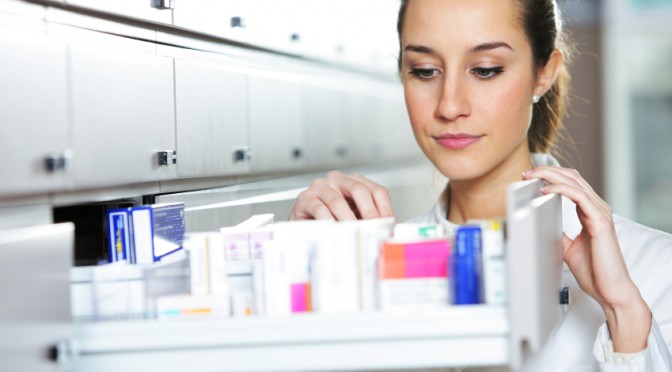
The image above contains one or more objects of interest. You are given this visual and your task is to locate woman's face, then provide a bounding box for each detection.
[401,0,540,181]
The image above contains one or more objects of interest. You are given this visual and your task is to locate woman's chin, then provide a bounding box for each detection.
[434,164,485,182]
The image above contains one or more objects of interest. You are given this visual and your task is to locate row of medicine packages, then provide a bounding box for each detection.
[86,204,506,320]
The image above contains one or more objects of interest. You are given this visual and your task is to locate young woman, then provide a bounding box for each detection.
[290,0,672,370]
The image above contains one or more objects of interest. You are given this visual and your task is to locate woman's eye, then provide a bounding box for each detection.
[410,68,438,79]
[471,67,504,79]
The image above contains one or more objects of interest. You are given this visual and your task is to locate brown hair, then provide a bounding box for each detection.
[396,0,574,154]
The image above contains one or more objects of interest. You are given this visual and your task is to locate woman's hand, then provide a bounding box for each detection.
[289,171,395,221]
[524,166,652,353]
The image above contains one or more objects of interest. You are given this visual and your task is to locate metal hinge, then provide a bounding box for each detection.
[47,339,76,366]
[233,147,252,162]
[44,149,73,173]
[151,0,174,10]
[230,16,246,28]
[158,150,177,166]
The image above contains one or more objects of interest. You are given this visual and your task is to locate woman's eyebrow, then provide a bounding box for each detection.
[470,41,514,53]
[404,44,436,54]
[404,42,514,55]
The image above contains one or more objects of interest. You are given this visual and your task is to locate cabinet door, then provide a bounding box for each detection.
[174,59,250,178]
[248,74,306,172]
[345,83,418,163]
[344,92,378,162]
[0,14,70,196]
[173,0,303,55]
[0,223,74,372]
[67,30,176,187]
[375,90,419,160]
[289,0,346,63]
[245,0,303,55]
[63,0,172,24]
[173,0,251,44]
[302,85,350,167]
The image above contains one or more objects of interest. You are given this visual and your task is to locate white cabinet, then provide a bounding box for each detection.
[302,85,350,167]
[63,28,177,188]
[343,92,383,162]
[74,307,509,372]
[0,12,71,196]
[374,91,418,160]
[170,0,399,72]
[247,73,306,173]
[345,83,418,162]
[294,0,398,71]
[62,0,172,25]
[0,223,74,372]
[173,0,251,44]
[173,57,250,178]
[244,0,304,55]
[173,0,304,56]
[74,180,563,372]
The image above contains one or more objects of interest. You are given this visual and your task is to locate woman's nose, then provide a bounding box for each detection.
[435,77,471,122]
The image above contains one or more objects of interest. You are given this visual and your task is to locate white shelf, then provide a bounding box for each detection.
[71,181,560,372]
[74,306,509,371]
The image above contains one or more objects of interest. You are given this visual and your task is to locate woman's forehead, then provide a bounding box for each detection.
[401,0,526,54]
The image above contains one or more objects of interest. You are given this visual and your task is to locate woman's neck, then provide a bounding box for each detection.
[447,144,535,224]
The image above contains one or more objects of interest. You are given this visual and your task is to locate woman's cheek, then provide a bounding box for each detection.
[482,80,533,132]
[405,89,429,130]
[406,84,437,121]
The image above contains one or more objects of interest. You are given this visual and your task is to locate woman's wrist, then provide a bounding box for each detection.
[602,294,652,353]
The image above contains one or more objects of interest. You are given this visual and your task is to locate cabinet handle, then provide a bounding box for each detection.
[292,147,304,160]
[158,150,177,166]
[233,148,251,162]
[151,0,173,10]
[231,16,246,28]
[560,287,570,305]
[47,339,74,365]
[44,150,73,173]
[335,146,349,159]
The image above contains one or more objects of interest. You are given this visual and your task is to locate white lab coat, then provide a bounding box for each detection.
[409,154,672,371]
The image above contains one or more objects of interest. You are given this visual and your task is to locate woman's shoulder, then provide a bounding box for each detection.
[612,215,672,276]
[562,196,672,257]
[613,214,672,255]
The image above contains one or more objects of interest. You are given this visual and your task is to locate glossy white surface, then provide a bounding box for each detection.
[75,306,509,371]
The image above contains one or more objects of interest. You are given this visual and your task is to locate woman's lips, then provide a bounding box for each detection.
[434,134,483,150]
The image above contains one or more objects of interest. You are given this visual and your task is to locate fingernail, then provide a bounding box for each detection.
[522,170,533,178]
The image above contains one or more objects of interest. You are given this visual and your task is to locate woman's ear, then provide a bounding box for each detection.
[534,48,564,96]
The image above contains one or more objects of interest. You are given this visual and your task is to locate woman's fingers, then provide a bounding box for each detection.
[313,176,359,220]
[526,166,614,237]
[542,182,604,219]
[307,199,338,221]
[326,172,381,219]
[525,166,583,192]
[525,167,611,214]
[290,187,338,220]
[289,171,394,221]
[531,166,594,191]
[351,174,395,218]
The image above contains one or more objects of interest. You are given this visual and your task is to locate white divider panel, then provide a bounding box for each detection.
[507,180,564,370]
